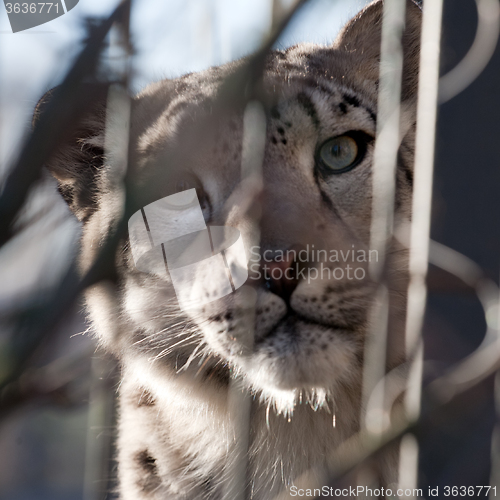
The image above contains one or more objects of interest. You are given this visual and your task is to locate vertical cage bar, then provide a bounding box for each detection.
[222,101,266,500]
[490,371,500,498]
[489,273,500,498]
[362,0,406,439]
[83,3,132,499]
[83,353,119,500]
[399,0,444,493]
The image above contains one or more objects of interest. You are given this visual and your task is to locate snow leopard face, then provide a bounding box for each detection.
[41,2,421,497]
[42,0,420,410]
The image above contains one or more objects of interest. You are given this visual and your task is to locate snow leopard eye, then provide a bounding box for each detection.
[316,131,371,174]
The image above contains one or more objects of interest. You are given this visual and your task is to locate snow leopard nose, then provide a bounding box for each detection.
[263,248,302,303]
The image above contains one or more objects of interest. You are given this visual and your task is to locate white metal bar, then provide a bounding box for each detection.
[368,0,407,269]
[84,13,132,500]
[439,0,500,103]
[490,370,500,498]
[362,0,407,438]
[222,101,266,500]
[400,0,444,493]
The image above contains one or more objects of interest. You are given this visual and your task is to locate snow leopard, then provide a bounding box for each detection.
[39,0,421,498]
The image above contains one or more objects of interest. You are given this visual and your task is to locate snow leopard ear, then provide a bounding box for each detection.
[33,83,110,222]
[334,0,422,101]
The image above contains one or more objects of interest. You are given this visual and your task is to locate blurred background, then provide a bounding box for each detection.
[0,0,499,499]
[0,1,371,498]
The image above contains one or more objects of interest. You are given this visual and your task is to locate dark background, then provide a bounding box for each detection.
[422,0,500,491]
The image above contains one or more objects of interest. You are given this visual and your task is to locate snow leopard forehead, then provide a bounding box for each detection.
[132,44,379,162]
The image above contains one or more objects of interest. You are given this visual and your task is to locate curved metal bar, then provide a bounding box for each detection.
[362,238,499,432]
[439,0,500,103]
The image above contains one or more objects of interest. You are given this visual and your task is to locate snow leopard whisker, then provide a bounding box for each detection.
[176,342,206,373]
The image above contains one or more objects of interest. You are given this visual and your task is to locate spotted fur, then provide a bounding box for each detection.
[42,1,421,498]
